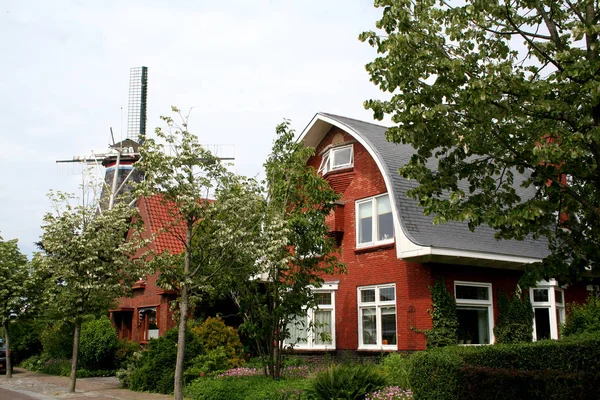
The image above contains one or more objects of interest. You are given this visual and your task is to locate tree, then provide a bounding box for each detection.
[233,121,344,379]
[39,192,141,392]
[361,1,600,284]
[134,107,264,400]
[0,235,37,378]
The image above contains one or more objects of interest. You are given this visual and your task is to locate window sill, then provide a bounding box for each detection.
[354,241,395,254]
[357,346,398,352]
[322,166,354,177]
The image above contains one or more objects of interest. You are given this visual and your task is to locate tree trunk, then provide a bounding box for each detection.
[69,320,81,393]
[173,223,192,400]
[4,320,12,378]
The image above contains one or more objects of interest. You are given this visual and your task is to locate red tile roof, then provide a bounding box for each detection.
[138,195,186,254]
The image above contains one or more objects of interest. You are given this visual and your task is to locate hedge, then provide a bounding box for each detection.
[410,333,600,400]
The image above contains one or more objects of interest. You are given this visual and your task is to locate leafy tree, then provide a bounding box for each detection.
[233,121,344,379]
[134,107,264,400]
[0,235,38,378]
[38,192,141,392]
[361,1,600,284]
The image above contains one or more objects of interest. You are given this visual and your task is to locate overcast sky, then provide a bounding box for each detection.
[0,0,389,256]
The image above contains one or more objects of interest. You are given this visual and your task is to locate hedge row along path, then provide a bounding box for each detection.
[0,368,173,400]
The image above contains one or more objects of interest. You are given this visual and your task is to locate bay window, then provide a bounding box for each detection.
[356,194,394,247]
[358,284,397,349]
[455,281,493,345]
[530,280,564,340]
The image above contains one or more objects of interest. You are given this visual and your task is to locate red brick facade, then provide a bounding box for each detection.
[305,125,589,352]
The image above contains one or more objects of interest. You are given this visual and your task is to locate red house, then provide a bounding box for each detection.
[110,196,181,343]
[286,112,590,352]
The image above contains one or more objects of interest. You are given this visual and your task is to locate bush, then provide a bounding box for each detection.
[192,317,245,367]
[114,339,140,369]
[185,375,309,400]
[8,319,44,363]
[128,328,202,394]
[409,349,462,400]
[306,364,388,400]
[409,333,600,400]
[493,292,533,344]
[40,322,73,360]
[458,366,600,400]
[563,296,600,336]
[422,278,458,348]
[380,353,412,389]
[79,316,119,370]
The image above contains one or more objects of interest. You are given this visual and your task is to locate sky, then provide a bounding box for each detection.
[0,0,389,257]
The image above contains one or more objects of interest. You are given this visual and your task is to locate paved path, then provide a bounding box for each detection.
[0,369,175,400]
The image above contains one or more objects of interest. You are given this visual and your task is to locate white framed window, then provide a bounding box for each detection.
[530,280,564,340]
[356,194,394,247]
[358,284,397,350]
[287,284,337,350]
[455,281,494,345]
[318,144,354,175]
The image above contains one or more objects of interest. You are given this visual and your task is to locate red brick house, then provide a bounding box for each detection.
[287,112,590,352]
[110,195,181,343]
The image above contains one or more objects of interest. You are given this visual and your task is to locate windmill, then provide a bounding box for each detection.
[56,67,148,213]
[57,66,235,212]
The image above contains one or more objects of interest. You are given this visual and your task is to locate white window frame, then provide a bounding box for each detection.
[318,144,354,175]
[357,284,397,350]
[530,279,564,341]
[454,281,494,345]
[286,282,337,350]
[356,193,394,248]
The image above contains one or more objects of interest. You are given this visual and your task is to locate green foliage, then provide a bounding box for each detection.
[306,364,388,400]
[494,291,534,344]
[185,375,310,400]
[40,322,73,360]
[9,318,44,363]
[361,0,600,283]
[114,339,140,369]
[235,121,345,379]
[562,296,600,336]
[192,317,245,368]
[422,278,458,348]
[0,236,30,324]
[458,366,600,400]
[128,328,202,394]
[380,353,412,389]
[409,333,600,399]
[78,316,118,370]
[409,349,463,400]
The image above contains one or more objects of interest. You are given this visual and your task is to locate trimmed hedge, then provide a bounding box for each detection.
[185,375,309,400]
[410,334,600,400]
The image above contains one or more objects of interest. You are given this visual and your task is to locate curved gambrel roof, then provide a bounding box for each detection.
[300,112,549,266]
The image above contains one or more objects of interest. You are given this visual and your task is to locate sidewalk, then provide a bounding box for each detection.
[0,368,174,400]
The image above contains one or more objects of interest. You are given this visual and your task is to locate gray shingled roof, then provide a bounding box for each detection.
[321,113,550,260]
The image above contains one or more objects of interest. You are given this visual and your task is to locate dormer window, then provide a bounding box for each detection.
[319,145,354,175]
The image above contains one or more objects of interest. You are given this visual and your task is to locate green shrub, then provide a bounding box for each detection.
[184,347,230,382]
[114,339,140,369]
[8,319,44,363]
[38,358,72,376]
[40,322,73,360]
[79,316,119,370]
[306,364,388,400]
[380,353,412,389]
[563,296,600,336]
[192,317,245,367]
[421,278,458,348]
[185,375,309,400]
[458,366,600,400]
[409,349,462,400]
[128,328,202,394]
[409,333,600,400]
[493,292,533,344]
